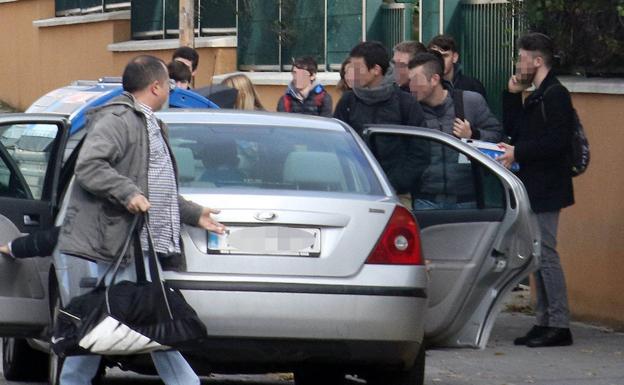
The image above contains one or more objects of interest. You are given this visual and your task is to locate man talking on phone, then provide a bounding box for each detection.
[498,32,575,348]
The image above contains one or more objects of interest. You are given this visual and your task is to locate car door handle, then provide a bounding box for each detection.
[23,214,40,226]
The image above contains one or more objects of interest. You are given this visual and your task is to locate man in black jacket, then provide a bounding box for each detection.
[498,33,575,348]
[428,34,487,99]
[334,41,425,195]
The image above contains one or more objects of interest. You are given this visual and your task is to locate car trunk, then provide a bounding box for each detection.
[180,191,395,278]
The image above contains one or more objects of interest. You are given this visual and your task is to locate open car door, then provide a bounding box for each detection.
[0,114,69,337]
[366,126,540,348]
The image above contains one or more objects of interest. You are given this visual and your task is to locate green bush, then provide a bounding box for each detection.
[518,0,624,76]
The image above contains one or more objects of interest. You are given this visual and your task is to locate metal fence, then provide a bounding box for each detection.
[238,0,411,72]
[131,0,236,39]
[55,0,130,16]
[459,0,523,118]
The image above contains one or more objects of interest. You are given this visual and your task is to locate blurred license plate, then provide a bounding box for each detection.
[207,226,321,256]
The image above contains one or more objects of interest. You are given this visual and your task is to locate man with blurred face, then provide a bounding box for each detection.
[334,41,424,197]
[428,34,486,98]
[57,55,225,385]
[500,32,575,349]
[391,40,426,92]
[407,51,502,210]
[277,56,332,116]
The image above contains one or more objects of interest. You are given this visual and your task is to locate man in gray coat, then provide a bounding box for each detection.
[56,55,225,385]
[407,51,503,210]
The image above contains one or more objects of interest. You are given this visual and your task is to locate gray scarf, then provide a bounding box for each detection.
[352,73,396,105]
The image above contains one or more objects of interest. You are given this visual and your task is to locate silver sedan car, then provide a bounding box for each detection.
[0,111,538,385]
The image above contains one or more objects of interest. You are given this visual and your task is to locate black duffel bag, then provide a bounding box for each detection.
[52,215,207,356]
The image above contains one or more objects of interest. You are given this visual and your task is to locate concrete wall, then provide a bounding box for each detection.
[0,0,236,111]
[559,92,624,330]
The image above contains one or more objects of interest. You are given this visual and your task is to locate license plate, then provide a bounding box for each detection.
[207,226,321,256]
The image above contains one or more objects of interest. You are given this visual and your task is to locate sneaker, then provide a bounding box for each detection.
[513,325,548,345]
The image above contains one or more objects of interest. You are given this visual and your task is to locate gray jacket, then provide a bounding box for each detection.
[57,93,203,264]
[417,90,503,196]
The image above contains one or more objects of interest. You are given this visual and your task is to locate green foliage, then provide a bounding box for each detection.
[518,0,624,76]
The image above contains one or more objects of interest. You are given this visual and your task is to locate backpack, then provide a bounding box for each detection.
[451,89,465,120]
[541,85,590,177]
[283,90,326,115]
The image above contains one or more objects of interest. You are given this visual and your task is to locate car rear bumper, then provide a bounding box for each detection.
[170,281,426,367]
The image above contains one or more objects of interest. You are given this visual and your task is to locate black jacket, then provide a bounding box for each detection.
[333,85,424,135]
[452,65,487,100]
[503,71,575,213]
[334,84,425,194]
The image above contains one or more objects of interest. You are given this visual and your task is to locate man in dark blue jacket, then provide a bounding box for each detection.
[498,32,575,348]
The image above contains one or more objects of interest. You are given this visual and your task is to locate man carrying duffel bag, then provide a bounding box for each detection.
[55,55,226,385]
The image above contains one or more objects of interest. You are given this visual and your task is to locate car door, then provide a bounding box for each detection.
[365,126,540,349]
[0,114,69,336]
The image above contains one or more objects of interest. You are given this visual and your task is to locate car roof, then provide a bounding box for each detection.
[157,109,349,132]
[25,80,219,135]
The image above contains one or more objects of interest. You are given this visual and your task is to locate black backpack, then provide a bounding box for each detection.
[541,85,590,177]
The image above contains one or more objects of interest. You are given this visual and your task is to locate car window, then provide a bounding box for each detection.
[168,124,384,195]
[370,134,505,210]
[0,123,58,200]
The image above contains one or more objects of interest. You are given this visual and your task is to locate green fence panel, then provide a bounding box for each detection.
[55,0,81,16]
[199,0,236,35]
[164,0,180,37]
[420,0,440,44]
[460,1,517,119]
[280,0,325,70]
[326,0,362,70]
[132,0,165,39]
[237,0,280,70]
[380,3,414,55]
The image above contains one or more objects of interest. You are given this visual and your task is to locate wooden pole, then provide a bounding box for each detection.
[179,0,195,48]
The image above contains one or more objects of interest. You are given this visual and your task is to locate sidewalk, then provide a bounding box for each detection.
[425,290,624,385]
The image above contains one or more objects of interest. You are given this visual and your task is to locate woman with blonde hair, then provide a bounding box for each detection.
[221,74,265,111]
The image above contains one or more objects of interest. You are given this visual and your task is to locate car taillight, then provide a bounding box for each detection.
[366,206,423,265]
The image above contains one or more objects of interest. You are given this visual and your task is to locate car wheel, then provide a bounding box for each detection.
[366,345,425,385]
[294,368,345,385]
[2,337,48,381]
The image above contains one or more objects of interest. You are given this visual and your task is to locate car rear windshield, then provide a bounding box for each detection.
[167,123,383,195]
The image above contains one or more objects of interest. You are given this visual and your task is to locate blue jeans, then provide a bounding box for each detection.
[59,255,200,385]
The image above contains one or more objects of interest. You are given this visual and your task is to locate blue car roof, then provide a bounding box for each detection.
[26,81,218,135]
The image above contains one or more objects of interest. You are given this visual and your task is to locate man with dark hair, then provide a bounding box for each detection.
[172,46,199,83]
[277,56,332,117]
[168,60,192,89]
[392,40,427,92]
[428,34,486,98]
[334,41,425,195]
[407,51,502,209]
[498,32,575,348]
[56,54,226,384]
